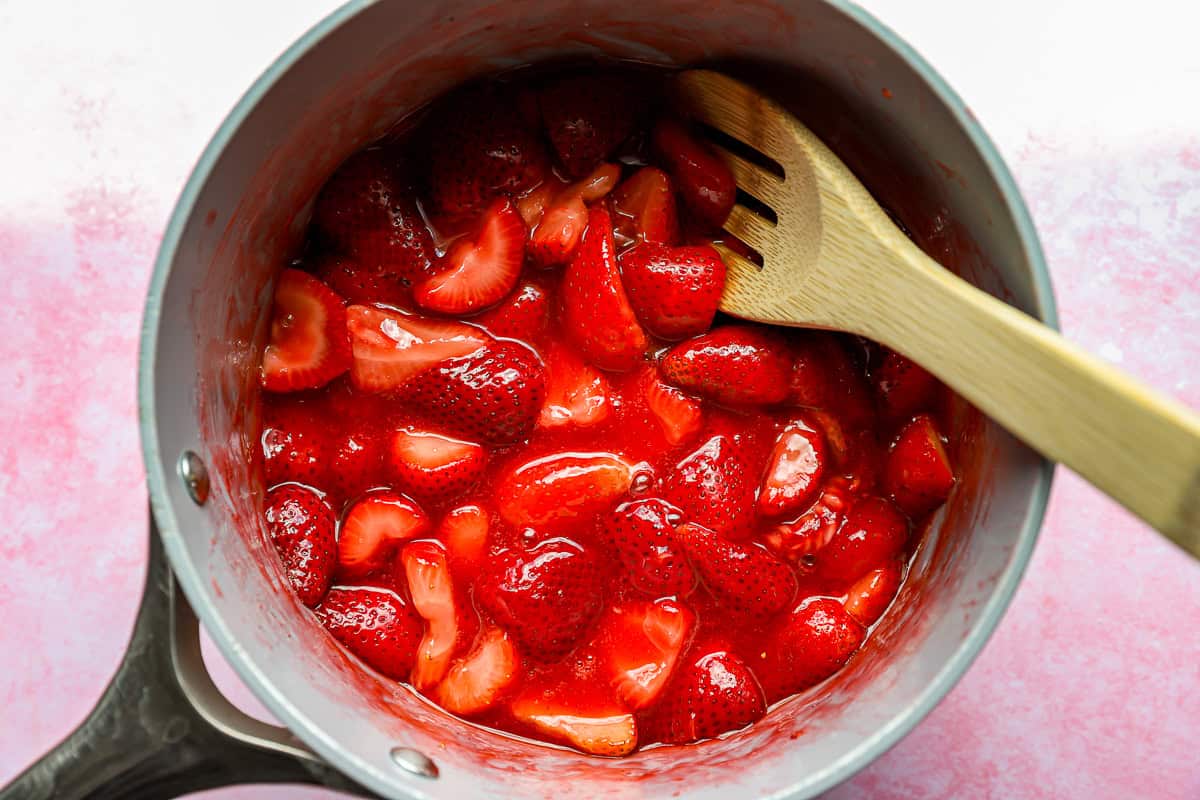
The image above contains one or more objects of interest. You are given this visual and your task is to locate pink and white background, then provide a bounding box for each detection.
[1,1,1197,797]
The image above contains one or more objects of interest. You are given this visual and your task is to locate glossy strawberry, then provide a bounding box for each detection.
[873,349,939,423]
[261,401,328,489]
[650,646,766,743]
[471,280,549,341]
[762,480,848,563]
[758,419,828,519]
[816,496,908,583]
[661,326,791,407]
[884,415,956,517]
[538,341,613,430]
[316,587,423,681]
[643,367,703,447]
[660,435,756,539]
[651,117,736,229]
[539,72,644,177]
[495,451,637,529]
[843,561,902,627]
[387,429,486,506]
[756,599,865,702]
[414,199,526,314]
[675,523,797,618]
[345,305,487,393]
[591,599,695,710]
[619,244,726,340]
[312,254,399,308]
[263,484,336,606]
[602,499,695,597]
[528,164,621,268]
[325,428,386,503]
[400,539,463,689]
[610,166,680,246]
[437,626,522,716]
[437,504,490,577]
[336,491,430,578]
[510,690,637,757]
[787,332,874,426]
[401,340,546,444]
[561,207,649,372]
[261,269,351,392]
[475,537,603,660]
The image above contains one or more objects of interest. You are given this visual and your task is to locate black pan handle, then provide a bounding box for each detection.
[0,514,375,800]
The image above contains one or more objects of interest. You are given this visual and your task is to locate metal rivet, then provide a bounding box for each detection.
[389,747,439,779]
[178,450,209,505]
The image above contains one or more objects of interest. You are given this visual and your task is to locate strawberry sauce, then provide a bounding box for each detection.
[256,64,956,756]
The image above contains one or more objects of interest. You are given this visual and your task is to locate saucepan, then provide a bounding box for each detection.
[1,1,1053,797]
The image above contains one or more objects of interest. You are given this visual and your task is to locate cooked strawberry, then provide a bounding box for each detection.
[400,539,463,689]
[528,163,622,268]
[573,162,623,202]
[873,349,939,422]
[400,340,546,444]
[312,254,398,308]
[315,586,423,681]
[660,435,756,539]
[325,428,386,504]
[336,491,430,578]
[843,561,902,627]
[263,484,336,606]
[816,496,908,583]
[675,523,797,618]
[261,269,351,392]
[610,166,680,246]
[437,504,490,577]
[661,326,791,407]
[387,429,486,506]
[495,452,636,529]
[619,244,726,340]
[884,415,956,517]
[471,280,549,342]
[602,499,695,598]
[650,646,766,743]
[787,333,875,427]
[516,181,559,228]
[539,71,644,177]
[756,598,865,702]
[414,199,526,314]
[761,480,848,563]
[345,305,487,393]
[436,626,522,716]
[427,86,550,216]
[650,117,736,229]
[590,599,695,710]
[261,401,328,489]
[538,341,613,430]
[561,207,649,371]
[643,367,703,447]
[475,537,603,660]
[758,419,828,519]
[510,691,638,757]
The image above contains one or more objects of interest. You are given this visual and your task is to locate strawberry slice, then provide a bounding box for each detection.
[611,166,680,246]
[336,491,430,578]
[516,181,560,229]
[387,429,486,506]
[436,626,522,716]
[661,435,756,539]
[538,71,645,178]
[756,598,865,703]
[475,537,603,660]
[401,340,546,444]
[675,523,797,619]
[495,452,636,529]
[649,645,765,744]
[619,244,726,340]
[843,561,903,627]
[261,400,329,489]
[591,599,695,710]
[437,504,490,578]
[561,207,649,372]
[316,586,424,681]
[762,480,848,563]
[263,484,336,606]
[538,341,613,430]
[661,325,792,407]
[602,499,695,598]
[345,305,487,393]
[758,419,828,519]
[529,164,621,268]
[471,280,549,342]
[643,367,703,447]
[261,269,351,392]
[816,496,909,583]
[414,199,526,314]
[884,415,956,518]
[325,428,386,505]
[651,117,736,229]
[400,539,463,690]
[873,349,939,423]
[510,690,638,756]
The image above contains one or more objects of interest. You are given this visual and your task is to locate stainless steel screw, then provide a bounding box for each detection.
[389,747,439,779]
[178,450,210,505]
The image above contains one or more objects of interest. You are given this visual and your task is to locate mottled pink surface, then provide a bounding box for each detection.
[1,2,1198,799]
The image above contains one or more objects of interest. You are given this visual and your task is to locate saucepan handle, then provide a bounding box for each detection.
[0,514,375,800]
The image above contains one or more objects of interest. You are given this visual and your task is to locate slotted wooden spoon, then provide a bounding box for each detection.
[673,69,1200,558]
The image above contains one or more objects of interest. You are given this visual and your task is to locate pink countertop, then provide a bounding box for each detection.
[1,2,1197,798]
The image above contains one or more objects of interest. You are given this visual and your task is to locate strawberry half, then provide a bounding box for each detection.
[643,367,704,447]
[758,419,828,519]
[619,244,726,340]
[263,484,336,606]
[610,166,680,247]
[884,414,956,518]
[510,691,638,757]
[538,341,613,430]
[661,325,792,407]
[651,117,736,229]
[261,400,329,489]
[261,269,351,393]
[414,199,526,314]
[471,280,549,342]
[787,332,875,427]
[816,496,908,584]
[401,340,546,444]
[475,537,603,660]
[538,71,645,178]
[316,586,423,681]
[387,429,487,506]
[873,349,939,423]
[602,499,695,598]
[756,598,865,703]
[528,164,621,268]
[325,428,386,505]
[495,452,636,530]
[591,599,695,710]
[661,435,756,539]
[561,207,649,372]
[345,305,487,393]
[675,523,797,619]
[336,491,430,578]
[400,539,463,690]
[649,646,766,743]
[436,626,522,716]
[761,480,848,563]
[843,561,903,627]
[437,504,490,578]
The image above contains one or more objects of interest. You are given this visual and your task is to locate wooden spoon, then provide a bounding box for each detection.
[673,69,1200,558]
